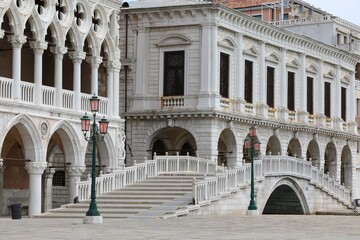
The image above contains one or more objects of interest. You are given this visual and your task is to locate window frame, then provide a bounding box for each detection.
[159,46,189,97]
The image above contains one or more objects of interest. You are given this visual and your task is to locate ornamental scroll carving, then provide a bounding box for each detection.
[117,123,126,167]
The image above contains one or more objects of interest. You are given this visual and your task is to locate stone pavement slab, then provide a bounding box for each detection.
[1,214,360,240]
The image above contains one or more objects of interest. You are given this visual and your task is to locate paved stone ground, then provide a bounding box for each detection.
[1,214,360,239]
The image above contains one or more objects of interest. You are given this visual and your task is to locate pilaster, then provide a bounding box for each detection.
[43,168,55,212]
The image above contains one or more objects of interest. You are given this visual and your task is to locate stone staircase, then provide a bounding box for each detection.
[36,173,204,219]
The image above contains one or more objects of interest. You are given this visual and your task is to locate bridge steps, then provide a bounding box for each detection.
[35,173,203,219]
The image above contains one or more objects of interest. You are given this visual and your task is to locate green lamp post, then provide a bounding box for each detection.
[244,125,261,212]
[80,95,109,223]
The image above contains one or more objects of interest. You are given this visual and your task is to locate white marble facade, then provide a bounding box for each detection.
[0,0,124,217]
[119,0,360,199]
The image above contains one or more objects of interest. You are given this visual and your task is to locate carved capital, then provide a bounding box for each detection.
[29,41,48,54]
[50,46,68,55]
[25,161,47,175]
[67,165,86,177]
[86,56,103,67]
[7,35,27,48]
[68,51,86,62]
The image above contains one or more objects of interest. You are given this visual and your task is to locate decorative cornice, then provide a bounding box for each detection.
[125,110,360,141]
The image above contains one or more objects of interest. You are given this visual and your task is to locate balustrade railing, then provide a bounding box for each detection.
[0,77,110,115]
[0,77,12,99]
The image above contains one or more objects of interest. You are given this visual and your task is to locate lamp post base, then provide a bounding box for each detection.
[246,209,260,216]
[83,216,103,224]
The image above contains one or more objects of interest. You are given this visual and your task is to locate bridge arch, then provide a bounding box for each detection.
[266,135,281,156]
[262,177,309,215]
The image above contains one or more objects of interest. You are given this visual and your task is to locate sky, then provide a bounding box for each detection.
[298,0,360,25]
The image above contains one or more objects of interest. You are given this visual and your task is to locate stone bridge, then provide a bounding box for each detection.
[76,154,351,216]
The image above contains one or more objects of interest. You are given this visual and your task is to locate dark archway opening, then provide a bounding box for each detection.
[263,185,304,214]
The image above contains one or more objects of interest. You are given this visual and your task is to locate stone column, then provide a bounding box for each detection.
[30,41,48,105]
[347,72,357,133]
[235,33,245,113]
[257,41,268,117]
[315,60,326,126]
[134,27,147,97]
[67,165,86,204]
[87,56,103,96]
[8,35,26,100]
[24,162,47,217]
[0,159,3,215]
[43,168,55,212]
[113,63,121,117]
[278,48,288,121]
[198,24,211,107]
[50,46,67,108]
[209,23,218,107]
[298,53,308,123]
[104,61,114,116]
[333,66,343,129]
[69,51,86,111]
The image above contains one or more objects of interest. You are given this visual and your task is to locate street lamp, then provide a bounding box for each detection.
[244,125,261,214]
[81,95,109,224]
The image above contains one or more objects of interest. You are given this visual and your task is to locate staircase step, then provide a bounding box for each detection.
[37,173,201,219]
[106,191,191,195]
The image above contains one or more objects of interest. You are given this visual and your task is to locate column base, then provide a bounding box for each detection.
[83,216,103,224]
[246,209,260,216]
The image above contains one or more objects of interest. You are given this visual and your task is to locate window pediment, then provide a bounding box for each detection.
[218,37,235,50]
[243,45,258,56]
[287,58,300,68]
[266,53,280,63]
[156,34,191,47]
[306,64,318,73]
[323,70,335,79]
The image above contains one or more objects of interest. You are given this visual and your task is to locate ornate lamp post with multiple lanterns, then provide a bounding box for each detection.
[244,125,261,215]
[80,95,109,224]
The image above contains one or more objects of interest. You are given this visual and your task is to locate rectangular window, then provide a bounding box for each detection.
[324,82,331,118]
[287,72,295,111]
[267,66,275,108]
[307,77,313,114]
[220,52,229,98]
[244,60,253,103]
[163,51,184,96]
[341,87,347,121]
[356,63,360,80]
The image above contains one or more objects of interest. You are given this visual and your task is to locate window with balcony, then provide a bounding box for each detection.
[341,87,347,121]
[244,60,253,103]
[267,66,275,108]
[324,82,331,118]
[307,77,313,115]
[220,52,229,98]
[163,51,184,96]
[288,72,295,111]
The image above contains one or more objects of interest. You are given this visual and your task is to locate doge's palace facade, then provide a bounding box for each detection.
[0,0,124,217]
